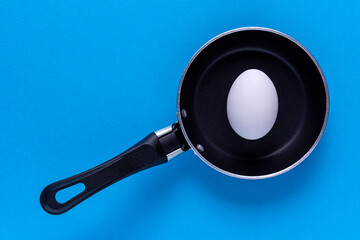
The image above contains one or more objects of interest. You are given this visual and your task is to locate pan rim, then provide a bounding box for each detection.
[176,27,329,179]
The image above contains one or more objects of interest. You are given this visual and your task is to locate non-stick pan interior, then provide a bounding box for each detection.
[178,29,328,177]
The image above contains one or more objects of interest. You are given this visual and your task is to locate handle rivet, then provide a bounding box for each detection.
[196,144,204,152]
[181,109,187,118]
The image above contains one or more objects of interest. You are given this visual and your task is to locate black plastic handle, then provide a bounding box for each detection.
[40,132,170,215]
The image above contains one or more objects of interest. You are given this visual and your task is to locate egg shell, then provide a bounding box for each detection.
[226,69,279,140]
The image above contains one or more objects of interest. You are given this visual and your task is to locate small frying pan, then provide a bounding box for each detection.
[40,27,329,215]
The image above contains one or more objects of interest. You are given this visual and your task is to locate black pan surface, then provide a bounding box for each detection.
[177,28,328,177]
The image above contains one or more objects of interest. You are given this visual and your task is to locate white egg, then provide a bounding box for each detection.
[226,69,279,140]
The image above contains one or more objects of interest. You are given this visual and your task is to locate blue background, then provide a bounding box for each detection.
[1,0,359,239]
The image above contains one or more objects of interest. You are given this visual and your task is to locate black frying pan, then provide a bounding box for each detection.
[40,27,329,215]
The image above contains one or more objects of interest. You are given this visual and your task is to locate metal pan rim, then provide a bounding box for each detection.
[176,26,329,179]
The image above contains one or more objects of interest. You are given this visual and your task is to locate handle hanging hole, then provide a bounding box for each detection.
[55,183,85,204]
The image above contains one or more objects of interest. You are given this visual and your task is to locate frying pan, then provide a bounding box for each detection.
[40,27,329,215]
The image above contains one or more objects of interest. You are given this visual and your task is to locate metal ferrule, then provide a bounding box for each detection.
[166,148,184,161]
[155,125,173,138]
[155,124,184,161]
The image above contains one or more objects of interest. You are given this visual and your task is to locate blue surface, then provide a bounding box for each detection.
[1,0,360,239]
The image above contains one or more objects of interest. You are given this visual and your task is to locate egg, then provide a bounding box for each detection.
[226,69,279,140]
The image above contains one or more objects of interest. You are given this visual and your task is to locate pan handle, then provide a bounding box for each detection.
[40,123,187,215]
